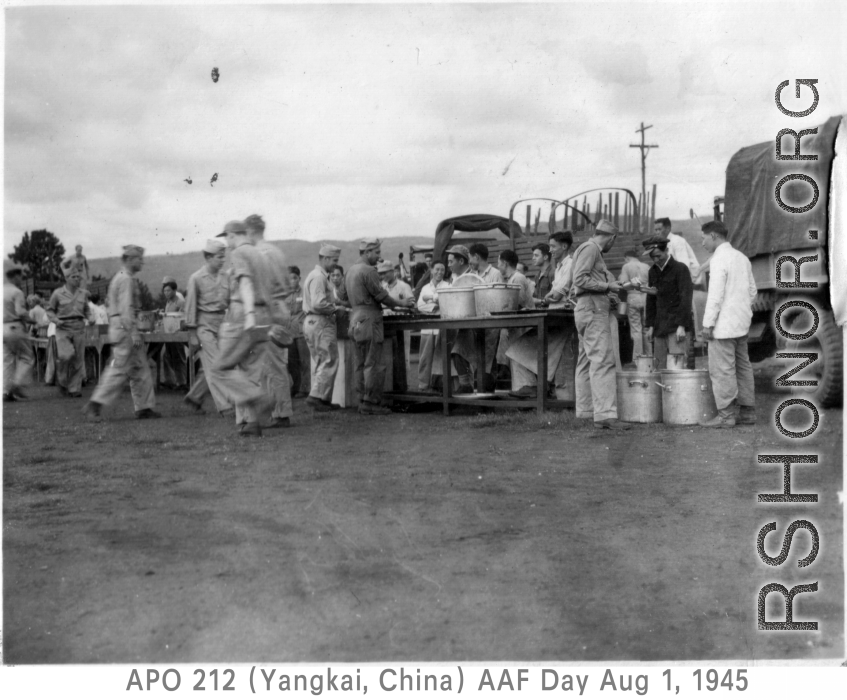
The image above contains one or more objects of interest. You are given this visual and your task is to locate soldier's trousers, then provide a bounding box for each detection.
[3,322,34,394]
[304,314,339,402]
[263,341,293,419]
[215,321,267,425]
[91,329,155,411]
[55,323,86,394]
[185,313,232,413]
[708,336,755,413]
[574,295,618,422]
[354,337,386,405]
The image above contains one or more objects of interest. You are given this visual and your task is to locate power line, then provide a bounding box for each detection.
[629,122,659,231]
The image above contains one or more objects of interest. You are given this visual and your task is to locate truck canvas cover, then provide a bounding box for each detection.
[724,115,841,257]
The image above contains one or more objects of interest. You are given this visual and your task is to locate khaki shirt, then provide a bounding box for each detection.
[47,284,92,329]
[570,239,611,296]
[3,283,28,324]
[346,257,389,311]
[165,292,185,313]
[303,265,335,316]
[107,267,141,333]
[504,271,536,310]
[185,266,229,327]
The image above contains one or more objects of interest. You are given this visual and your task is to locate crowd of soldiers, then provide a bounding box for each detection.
[4,214,757,433]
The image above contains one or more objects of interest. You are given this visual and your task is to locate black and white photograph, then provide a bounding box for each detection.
[2,0,844,686]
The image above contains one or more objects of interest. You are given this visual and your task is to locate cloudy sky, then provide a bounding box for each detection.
[5,2,845,259]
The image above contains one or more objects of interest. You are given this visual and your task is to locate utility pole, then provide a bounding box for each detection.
[630,122,658,232]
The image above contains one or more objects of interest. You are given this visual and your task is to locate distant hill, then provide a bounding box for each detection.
[88,236,433,292]
[86,221,710,291]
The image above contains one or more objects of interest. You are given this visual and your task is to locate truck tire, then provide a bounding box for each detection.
[786,307,843,408]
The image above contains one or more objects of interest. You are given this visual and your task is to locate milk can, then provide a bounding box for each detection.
[616,371,662,423]
[657,369,718,425]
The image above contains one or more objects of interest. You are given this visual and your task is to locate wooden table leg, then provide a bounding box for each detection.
[537,316,548,416]
[475,329,484,393]
[441,330,451,416]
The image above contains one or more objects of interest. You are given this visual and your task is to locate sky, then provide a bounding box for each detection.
[4,1,846,260]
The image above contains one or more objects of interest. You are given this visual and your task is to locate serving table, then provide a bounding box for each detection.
[383,309,576,416]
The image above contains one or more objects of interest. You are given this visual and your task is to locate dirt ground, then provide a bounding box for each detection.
[3,360,843,663]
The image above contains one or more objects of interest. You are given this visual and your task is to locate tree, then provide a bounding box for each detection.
[8,230,66,281]
[136,279,158,311]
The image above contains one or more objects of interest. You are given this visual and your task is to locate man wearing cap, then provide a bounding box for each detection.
[654,218,700,281]
[638,236,694,372]
[3,260,34,401]
[654,217,700,368]
[571,220,630,429]
[244,214,296,429]
[84,245,160,421]
[211,220,278,436]
[346,238,415,414]
[303,243,342,411]
[618,249,652,360]
[46,267,93,397]
[443,244,496,393]
[183,239,232,415]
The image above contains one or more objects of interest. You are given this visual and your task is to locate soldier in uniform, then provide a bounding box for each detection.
[183,239,232,415]
[244,214,295,429]
[571,220,630,430]
[346,238,415,415]
[84,245,160,421]
[213,220,278,437]
[303,243,342,411]
[3,260,34,402]
[46,267,93,397]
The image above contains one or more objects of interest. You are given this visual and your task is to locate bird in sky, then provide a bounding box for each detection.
[184,176,193,185]
[210,173,218,187]
[211,67,220,83]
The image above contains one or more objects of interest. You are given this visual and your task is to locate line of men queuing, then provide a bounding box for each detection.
[410,216,755,429]
[4,216,755,431]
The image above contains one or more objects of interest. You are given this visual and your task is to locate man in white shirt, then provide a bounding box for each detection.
[378,260,414,392]
[416,260,450,391]
[543,230,574,306]
[468,243,504,285]
[698,221,757,428]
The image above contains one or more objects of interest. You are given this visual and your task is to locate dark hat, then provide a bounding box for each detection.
[641,236,668,253]
[446,244,470,262]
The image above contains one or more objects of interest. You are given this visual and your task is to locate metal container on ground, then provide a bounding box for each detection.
[437,287,476,319]
[658,369,718,425]
[616,371,662,423]
[473,283,520,316]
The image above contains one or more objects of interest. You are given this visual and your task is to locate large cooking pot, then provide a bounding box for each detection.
[658,369,718,425]
[616,371,662,423]
[162,312,184,333]
[438,287,476,319]
[474,283,520,316]
[136,311,157,332]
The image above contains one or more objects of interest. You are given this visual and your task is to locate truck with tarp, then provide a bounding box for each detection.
[719,114,843,407]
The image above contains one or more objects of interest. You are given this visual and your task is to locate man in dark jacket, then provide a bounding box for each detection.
[638,236,694,371]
